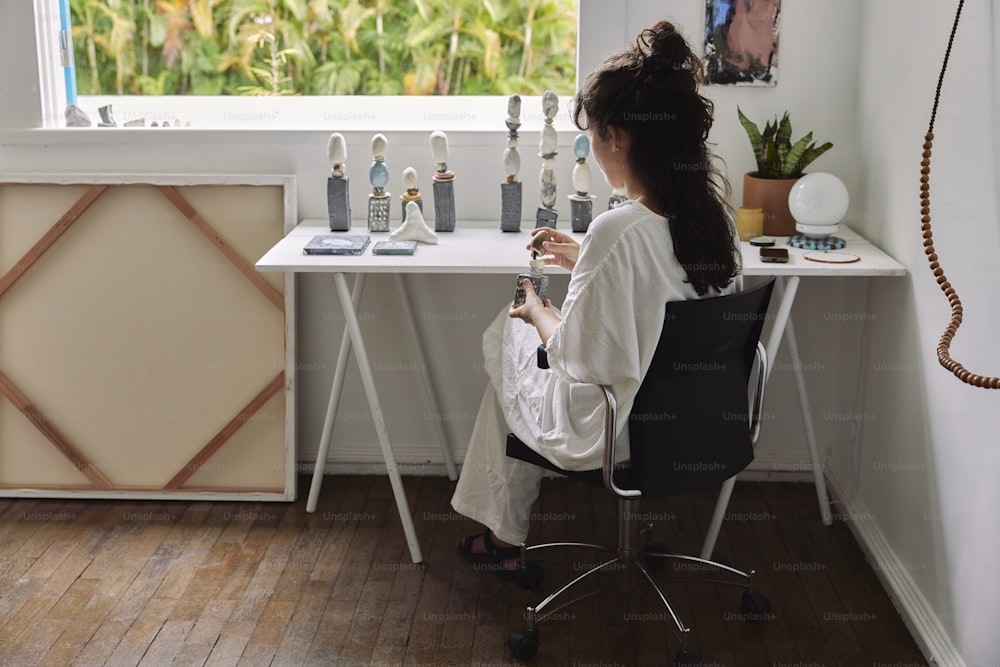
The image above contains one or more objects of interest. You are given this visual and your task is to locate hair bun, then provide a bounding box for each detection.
[637,21,702,86]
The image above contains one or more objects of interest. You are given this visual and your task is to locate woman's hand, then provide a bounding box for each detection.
[509,278,549,324]
[528,228,580,271]
[510,279,561,344]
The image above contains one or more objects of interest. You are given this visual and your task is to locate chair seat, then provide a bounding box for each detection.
[505,432,750,499]
[505,434,634,489]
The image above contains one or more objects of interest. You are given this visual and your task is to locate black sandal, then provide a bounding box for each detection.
[459,531,543,588]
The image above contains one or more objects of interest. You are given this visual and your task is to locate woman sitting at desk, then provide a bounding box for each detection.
[451,20,742,577]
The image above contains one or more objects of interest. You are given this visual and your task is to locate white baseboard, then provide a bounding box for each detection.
[741,453,819,483]
[300,460,454,477]
[300,448,820,478]
[825,466,965,667]
[300,454,819,482]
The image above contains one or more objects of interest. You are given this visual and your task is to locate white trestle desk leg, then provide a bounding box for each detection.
[394,274,457,480]
[306,273,367,513]
[701,476,736,559]
[782,310,833,526]
[334,273,424,563]
[765,276,799,382]
[767,276,833,526]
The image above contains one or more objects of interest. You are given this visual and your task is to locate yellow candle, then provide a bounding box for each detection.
[735,207,764,241]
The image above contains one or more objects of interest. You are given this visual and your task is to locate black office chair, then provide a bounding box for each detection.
[504,277,775,665]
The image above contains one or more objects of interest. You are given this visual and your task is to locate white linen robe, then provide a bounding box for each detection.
[451,201,740,544]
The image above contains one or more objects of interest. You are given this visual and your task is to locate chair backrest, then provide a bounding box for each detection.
[627,278,775,497]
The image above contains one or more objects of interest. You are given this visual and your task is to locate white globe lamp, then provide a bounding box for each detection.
[787,172,849,250]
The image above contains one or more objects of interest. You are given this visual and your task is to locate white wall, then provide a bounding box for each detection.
[841,1,1000,665]
[1,0,866,478]
[0,1,43,128]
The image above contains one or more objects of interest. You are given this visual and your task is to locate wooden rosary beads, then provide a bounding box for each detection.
[921,0,999,388]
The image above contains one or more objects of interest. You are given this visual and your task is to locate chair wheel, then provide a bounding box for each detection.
[740,590,772,622]
[507,628,539,660]
[674,647,702,666]
[515,562,544,590]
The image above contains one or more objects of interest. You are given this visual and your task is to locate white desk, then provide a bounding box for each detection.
[737,227,904,537]
[257,222,905,563]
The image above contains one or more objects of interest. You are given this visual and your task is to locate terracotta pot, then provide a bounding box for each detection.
[742,172,800,237]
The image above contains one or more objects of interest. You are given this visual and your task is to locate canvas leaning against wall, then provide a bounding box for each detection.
[704,0,781,86]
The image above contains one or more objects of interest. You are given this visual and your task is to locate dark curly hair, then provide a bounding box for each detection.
[572,20,739,295]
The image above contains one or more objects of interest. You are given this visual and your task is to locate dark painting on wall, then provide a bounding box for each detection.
[704,0,781,86]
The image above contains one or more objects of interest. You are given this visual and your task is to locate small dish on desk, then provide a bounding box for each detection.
[803,250,860,264]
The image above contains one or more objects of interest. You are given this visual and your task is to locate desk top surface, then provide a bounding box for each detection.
[256,220,907,277]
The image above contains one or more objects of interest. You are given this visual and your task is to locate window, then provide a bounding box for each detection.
[41,0,578,129]
[68,0,577,97]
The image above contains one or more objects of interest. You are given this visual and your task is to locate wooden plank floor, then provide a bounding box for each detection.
[0,476,928,666]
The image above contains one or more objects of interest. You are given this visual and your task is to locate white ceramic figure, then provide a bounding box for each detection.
[507,95,521,126]
[572,134,592,196]
[400,166,422,214]
[504,145,521,181]
[402,166,419,193]
[371,133,388,160]
[540,168,557,209]
[328,133,347,178]
[390,201,438,244]
[541,90,559,123]
[430,131,454,180]
[572,161,591,196]
[539,124,558,159]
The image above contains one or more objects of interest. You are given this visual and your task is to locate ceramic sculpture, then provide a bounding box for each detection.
[368,134,391,232]
[430,130,456,232]
[65,105,91,127]
[608,187,628,210]
[98,105,117,127]
[327,132,351,231]
[500,95,523,232]
[568,133,596,232]
[536,91,559,228]
[390,201,438,244]
[400,166,423,222]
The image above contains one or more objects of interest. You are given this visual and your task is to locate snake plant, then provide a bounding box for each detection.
[738,107,833,179]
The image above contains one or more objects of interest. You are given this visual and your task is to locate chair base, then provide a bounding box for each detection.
[506,496,771,662]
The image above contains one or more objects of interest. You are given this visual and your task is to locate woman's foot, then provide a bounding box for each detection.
[459,531,544,589]
[459,530,522,574]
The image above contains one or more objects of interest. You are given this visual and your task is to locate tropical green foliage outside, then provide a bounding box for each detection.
[70,0,578,97]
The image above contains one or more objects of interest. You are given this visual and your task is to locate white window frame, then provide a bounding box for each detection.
[36,0,69,128]
[33,0,590,132]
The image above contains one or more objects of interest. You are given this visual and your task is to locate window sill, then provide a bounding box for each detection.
[1,95,581,148]
[24,94,575,131]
